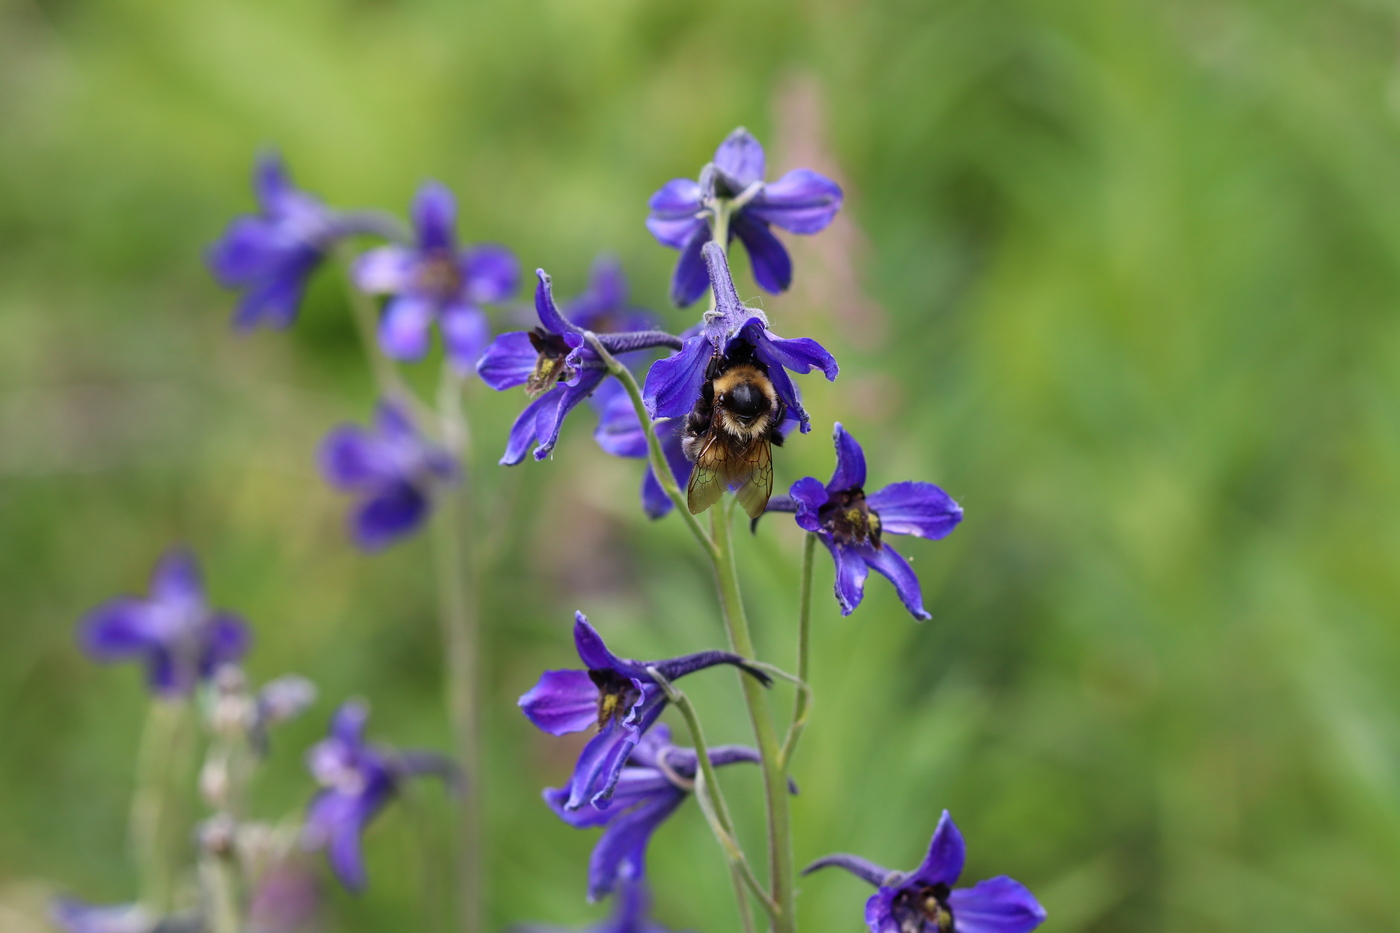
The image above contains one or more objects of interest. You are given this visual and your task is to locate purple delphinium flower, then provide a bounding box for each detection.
[770,423,961,620]
[545,724,763,901]
[353,182,518,373]
[50,899,156,933]
[647,127,843,305]
[803,811,1047,933]
[318,399,458,551]
[477,270,681,465]
[591,378,691,519]
[519,612,770,810]
[642,242,838,434]
[208,153,346,331]
[303,701,455,892]
[512,882,683,933]
[564,256,660,335]
[78,548,250,698]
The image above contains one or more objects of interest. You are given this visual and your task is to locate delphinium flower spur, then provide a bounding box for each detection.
[803,812,1046,933]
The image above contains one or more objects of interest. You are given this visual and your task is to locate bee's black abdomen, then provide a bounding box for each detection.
[724,382,767,419]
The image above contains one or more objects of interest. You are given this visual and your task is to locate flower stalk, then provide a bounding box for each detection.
[780,532,817,769]
[130,699,194,915]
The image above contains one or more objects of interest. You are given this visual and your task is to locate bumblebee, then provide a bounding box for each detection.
[682,345,786,518]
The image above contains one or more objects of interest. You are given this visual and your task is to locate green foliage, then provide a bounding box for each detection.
[3,0,1400,930]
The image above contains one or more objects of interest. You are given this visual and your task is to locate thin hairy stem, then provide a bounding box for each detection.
[130,699,193,914]
[780,532,818,769]
[647,667,778,923]
[583,334,717,560]
[434,369,483,933]
[711,500,797,933]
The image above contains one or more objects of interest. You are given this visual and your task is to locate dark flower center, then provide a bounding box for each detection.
[414,250,464,299]
[817,487,882,548]
[588,668,641,731]
[891,883,955,933]
[526,327,576,397]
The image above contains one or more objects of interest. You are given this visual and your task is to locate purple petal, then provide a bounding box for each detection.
[592,380,648,459]
[573,611,628,672]
[713,128,766,189]
[533,269,579,336]
[330,701,370,746]
[789,477,828,533]
[412,181,457,253]
[912,811,965,887]
[947,877,1047,933]
[530,375,605,461]
[440,302,491,375]
[746,323,840,381]
[519,669,599,736]
[566,721,638,810]
[586,790,687,902]
[319,426,393,489]
[351,481,429,550]
[79,598,158,660]
[307,789,375,892]
[50,897,152,933]
[746,168,843,234]
[640,424,690,519]
[828,423,867,492]
[146,646,197,697]
[500,390,562,466]
[861,542,931,621]
[463,244,519,303]
[825,538,869,616]
[865,888,901,933]
[646,179,705,249]
[378,295,436,361]
[731,213,792,294]
[201,613,252,673]
[866,481,963,541]
[374,400,418,443]
[587,255,627,308]
[476,331,539,391]
[254,151,295,210]
[149,547,204,610]
[207,217,285,285]
[670,225,713,307]
[352,246,416,294]
[231,266,313,331]
[642,334,710,420]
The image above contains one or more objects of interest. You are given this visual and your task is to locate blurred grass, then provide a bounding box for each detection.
[4,0,1400,930]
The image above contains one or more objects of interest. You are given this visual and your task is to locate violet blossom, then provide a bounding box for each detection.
[590,378,690,519]
[772,423,962,620]
[303,701,455,892]
[353,181,518,373]
[804,811,1046,933]
[79,547,250,698]
[647,127,843,305]
[518,612,770,810]
[642,242,838,434]
[563,256,660,335]
[318,399,458,551]
[512,882,683,933]
[50,900,156,933]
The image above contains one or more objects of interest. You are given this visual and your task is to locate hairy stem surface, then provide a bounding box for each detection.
[780,532,817,768]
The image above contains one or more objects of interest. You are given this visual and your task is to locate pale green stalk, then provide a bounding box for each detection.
[131,699,193,914]
[779,533,818,769]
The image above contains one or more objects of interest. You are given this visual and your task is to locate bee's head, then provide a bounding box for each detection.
[713,363,777,433]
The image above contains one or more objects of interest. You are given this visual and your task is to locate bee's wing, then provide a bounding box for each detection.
[687,433,729,515]
[733,438,774,520]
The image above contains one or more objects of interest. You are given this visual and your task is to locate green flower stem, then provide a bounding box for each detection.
[779,532,818,769]
[336,245,434,424]
[711,500,797,933]
[646,667,776,926]
[131,699,193,915]
[434,367,483,933]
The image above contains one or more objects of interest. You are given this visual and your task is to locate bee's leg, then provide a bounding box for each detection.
[705,353,725,382]
[769,398,788,446]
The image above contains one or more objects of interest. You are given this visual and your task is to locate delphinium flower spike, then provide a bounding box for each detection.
[352,181,519,373]
[647,127,844,305]
[317,399,459,550]
[79,547,250,697]
[803,811,1046,933]
[642,241,836,517]
[512,881,684,933]
[545,724,765,901]
[477,269,681,465]
[518,612,771,810]
[768,423,962,620]
[303,701,457,892]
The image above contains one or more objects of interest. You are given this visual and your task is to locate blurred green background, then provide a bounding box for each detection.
[4,0,1400,930]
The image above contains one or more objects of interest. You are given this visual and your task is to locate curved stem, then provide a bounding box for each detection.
[779,532,817,769]
[711,501,796,933]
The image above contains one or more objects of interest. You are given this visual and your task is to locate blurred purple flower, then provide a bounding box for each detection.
[647,127,843,305]
[643,243,837,433]
[804,811,1046,933]
[774,423,962,620]
[78,548,250,698]
[352,182,518,373]
[564,256,660,335]
[512,882,684,933]
[478,270,681,465]
[208,153,346,331]
[518,612,770,811]
[545,724,763,901]
[318,400,458,551]
[303,701,456,892]
[50,899,155,933]
[590,378,690,519]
